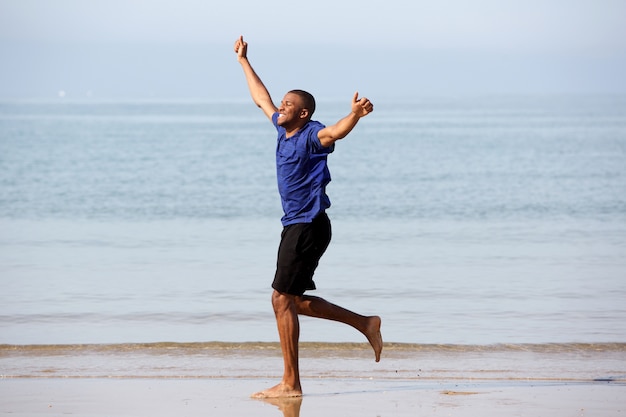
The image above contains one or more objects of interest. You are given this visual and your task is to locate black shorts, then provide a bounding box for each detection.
[272,212,332,296]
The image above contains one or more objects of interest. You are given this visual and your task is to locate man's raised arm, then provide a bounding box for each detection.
[317,92,374,148]
[234,36,277,121]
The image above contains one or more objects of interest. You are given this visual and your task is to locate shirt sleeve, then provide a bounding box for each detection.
[307,121,334,154]
[272,112,280,130]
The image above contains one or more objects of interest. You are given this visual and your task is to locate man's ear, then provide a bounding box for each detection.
[299,108,309,119]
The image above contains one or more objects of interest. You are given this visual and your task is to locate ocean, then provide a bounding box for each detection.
[1,95,625,352]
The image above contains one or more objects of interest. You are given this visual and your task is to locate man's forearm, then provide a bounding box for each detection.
[239,57,273,109]
[318,112,361,147]
[330,112,361,140]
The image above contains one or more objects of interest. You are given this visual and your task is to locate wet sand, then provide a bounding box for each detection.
[2,343,625,415]
[1,377,624,416]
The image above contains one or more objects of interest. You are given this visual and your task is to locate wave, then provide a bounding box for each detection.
[2,342,625,381]
[3,341,626,355]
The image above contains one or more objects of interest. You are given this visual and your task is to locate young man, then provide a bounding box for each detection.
[234,35,383,399]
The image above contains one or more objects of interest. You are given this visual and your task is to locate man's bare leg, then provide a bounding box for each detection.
[251,290,303,398]
[252,291,383,398]
[295,295,383,362]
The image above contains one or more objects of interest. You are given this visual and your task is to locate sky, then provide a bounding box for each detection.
[1,0,625,99]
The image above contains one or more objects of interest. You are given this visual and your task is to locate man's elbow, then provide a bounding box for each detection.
[319,133,345,148]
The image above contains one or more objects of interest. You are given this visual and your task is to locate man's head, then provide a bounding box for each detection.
[289,90,316,118]
[277,90,316,129]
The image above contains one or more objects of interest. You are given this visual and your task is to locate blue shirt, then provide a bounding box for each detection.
[272,112,335,226]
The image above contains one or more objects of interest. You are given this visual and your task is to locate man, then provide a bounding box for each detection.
[234,35,383,399]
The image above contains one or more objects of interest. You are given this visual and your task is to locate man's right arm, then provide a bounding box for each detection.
[234,36,277,121]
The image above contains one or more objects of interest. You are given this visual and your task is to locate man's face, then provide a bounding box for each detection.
[277,92,307,128]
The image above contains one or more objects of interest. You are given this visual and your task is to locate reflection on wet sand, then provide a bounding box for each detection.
[256,396,303,417]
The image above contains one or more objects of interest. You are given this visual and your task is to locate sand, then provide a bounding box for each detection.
[1,377,623,417]
[2,343,625,415]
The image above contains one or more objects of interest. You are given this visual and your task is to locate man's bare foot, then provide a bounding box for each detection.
[365,316,383,362]
[251,382,302,399]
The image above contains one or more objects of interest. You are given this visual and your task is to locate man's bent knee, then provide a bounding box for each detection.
[271,290,297,314]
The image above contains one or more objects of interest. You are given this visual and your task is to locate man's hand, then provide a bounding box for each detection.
[317,92,374,147]
[234,35,248,61]
[351,92,374,117]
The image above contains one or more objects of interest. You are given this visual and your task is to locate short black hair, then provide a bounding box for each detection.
[289,89,316,118]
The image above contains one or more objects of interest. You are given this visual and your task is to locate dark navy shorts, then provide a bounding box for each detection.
[272,212,332,296]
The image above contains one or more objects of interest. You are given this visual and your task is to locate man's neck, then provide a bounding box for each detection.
[285,126,301,138]
[283,120,309,138]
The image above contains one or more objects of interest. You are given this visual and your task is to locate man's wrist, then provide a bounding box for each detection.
[350,110,363,118]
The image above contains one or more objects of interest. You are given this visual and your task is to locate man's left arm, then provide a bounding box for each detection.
[317,92,374,148]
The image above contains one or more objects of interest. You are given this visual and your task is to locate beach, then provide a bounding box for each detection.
[2,378,623,417]
[1,97,625,415]
[1,342,625,416]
